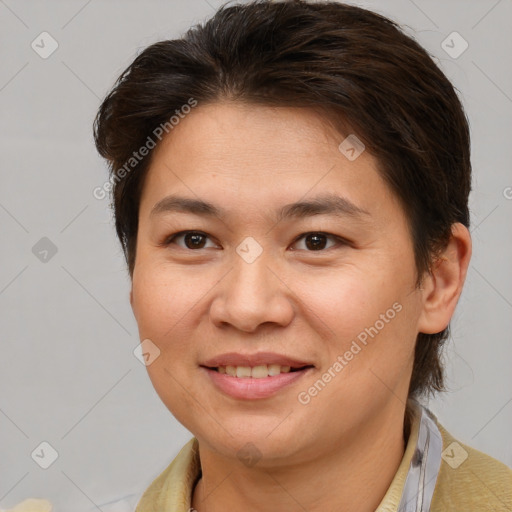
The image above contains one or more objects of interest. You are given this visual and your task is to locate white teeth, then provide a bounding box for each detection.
[216,364,295,377]
[236,366,252,378]
[251,365,268,379]
[268,364,282,376]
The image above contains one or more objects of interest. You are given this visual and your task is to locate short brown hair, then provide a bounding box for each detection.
[93,0,472,398]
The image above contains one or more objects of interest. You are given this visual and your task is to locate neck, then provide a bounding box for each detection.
[192,401,410,512]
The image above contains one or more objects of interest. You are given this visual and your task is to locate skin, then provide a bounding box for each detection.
[130,102,471,512]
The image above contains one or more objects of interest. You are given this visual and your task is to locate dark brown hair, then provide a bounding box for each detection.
[93,0,471,398]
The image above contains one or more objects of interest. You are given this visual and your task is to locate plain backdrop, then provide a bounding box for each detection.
[1,0,511,510]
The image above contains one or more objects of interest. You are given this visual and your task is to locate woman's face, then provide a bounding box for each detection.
[131,102,426,465]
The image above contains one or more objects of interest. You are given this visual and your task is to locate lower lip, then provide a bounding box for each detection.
[202,367,313,400]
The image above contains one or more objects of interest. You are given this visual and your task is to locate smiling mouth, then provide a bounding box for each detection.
[204,364,314,378]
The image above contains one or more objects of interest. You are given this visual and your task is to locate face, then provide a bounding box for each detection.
[131,102,426,466]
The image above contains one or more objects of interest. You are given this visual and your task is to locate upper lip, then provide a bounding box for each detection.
[201,352,314,369]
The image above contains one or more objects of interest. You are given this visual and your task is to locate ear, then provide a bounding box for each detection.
[129,287,134,308]
[417,223,472,334]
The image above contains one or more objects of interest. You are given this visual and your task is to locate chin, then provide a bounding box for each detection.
[192,420,309,465]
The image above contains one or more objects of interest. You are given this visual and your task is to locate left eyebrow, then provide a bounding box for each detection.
[276,193,371,222]
[149,193,371,223]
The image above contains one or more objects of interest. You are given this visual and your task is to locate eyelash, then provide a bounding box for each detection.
[161,231,348,252]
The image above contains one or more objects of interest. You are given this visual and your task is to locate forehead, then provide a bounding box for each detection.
[139,102,404,227]
[151,102,357,172]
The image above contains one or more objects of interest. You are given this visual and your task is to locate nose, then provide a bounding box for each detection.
[209,253,295,333]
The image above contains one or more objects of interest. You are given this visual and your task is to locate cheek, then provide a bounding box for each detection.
[131,263,222,388]
[131,266,205,422]
[297,267,397,342]
[299,265,418,381]
[132,263,205,339]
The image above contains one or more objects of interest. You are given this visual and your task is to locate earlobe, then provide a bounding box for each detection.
[417,223,472,334]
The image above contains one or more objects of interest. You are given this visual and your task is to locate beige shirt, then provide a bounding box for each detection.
[135,405,512,511]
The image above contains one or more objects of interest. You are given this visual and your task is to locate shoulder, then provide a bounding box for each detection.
[134,437,200,511]
[432,419,512,511]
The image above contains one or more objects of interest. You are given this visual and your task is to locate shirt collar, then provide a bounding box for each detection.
[376,400,442,511]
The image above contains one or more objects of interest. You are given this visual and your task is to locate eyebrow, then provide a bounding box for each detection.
[150,193,371,222]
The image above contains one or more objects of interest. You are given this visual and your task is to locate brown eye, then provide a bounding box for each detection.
[184,232,207,249]
[165,231,215,250]
[305,233,328,250]
[292,232,343,251]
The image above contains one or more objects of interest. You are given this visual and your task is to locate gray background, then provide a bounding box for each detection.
[1,0,511,510]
